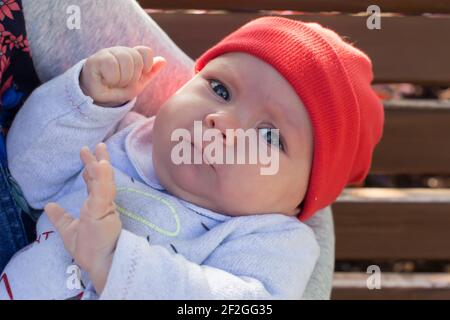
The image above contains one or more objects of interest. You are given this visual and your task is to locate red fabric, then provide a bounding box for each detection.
[195,16,385,221]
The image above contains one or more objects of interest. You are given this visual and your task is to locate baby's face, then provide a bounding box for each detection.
[152,52,313,217]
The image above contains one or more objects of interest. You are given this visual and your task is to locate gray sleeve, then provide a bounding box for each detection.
[303,206,335,299]
[22,0,195,116]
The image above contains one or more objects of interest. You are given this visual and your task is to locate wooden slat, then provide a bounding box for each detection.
[333,188,450,260]
[139,0,450,15]
[151,12,450,85]
[332,272,450,300]
[372,100,450,175]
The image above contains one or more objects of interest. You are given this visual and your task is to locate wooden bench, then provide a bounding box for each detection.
[138,0,450,299]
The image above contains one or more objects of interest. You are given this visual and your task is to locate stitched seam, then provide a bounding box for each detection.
[122,241,139,299]
[64,81,99,123]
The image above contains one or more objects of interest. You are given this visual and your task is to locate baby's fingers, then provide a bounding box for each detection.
[80,146,97,167]
[80,143,115,199]
[81,143,110,164]
[134,46,153,74]
[81,144,110,185]
[81,146,96,192]
[140,56,166,83]
[45,202,78,255]
[45,202,73,231]
[84,161,116,219]
[108,47,134,88]
[94,143,110,162]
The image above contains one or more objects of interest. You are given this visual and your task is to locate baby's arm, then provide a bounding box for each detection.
[6,46,165,209]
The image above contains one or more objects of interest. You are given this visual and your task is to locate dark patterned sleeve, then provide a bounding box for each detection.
[0,0,40,134]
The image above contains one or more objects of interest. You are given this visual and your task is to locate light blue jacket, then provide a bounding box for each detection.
[1,60,319,300]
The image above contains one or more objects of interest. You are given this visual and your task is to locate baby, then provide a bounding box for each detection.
[0,17,384,299]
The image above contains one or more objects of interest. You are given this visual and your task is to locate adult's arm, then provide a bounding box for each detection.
[22,0,335,299]
[303,206,335,299]
[22,0,194,116]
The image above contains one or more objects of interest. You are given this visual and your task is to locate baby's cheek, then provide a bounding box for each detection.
[237,166,273,197]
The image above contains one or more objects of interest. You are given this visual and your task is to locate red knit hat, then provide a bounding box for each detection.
[194,16,385,221]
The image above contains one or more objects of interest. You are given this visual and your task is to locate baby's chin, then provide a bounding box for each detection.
[169,181,300,218]
[154,154,301,217]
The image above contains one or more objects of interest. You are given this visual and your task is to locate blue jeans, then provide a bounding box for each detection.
[0,163,35,273]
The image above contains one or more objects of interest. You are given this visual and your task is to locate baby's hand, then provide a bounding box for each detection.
[80,46,166,107]
[45,143,121,294]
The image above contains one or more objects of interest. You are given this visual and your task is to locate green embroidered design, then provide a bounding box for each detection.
[116,187,181,237]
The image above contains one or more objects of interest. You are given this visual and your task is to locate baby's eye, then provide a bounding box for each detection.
[209,79,230,101]
[259,127,284,152]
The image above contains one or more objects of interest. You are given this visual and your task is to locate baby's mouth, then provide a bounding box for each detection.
[189,140,215,170]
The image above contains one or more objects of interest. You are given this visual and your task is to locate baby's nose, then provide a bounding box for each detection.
[204,112,240,146]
